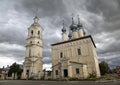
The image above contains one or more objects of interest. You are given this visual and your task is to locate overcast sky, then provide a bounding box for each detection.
[0,0,120,69]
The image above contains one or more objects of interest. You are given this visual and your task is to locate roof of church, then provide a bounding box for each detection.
[51,35,96,48]
[28,16,44,30]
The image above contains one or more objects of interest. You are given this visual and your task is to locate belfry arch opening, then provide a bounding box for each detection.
[31,30,33,35]
[38,31,40,35]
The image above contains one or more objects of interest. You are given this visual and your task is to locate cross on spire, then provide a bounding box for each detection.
[77,15,80,24]
[71,13,74,24]
[77,14,83,28]
[62,20,66,33]
[62,20,64,28]
[35,8,39,17]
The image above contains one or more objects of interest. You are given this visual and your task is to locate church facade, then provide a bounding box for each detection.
[22,16,43,79]
[51,16,101,79]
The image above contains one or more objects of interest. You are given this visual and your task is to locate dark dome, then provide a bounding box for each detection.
[70,24,77,32]
[62,28,66,33]
[77,24,82,28]
[68,33,72,38]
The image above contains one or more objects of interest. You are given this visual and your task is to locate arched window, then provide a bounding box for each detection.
[60,52,63,58]
[38,41,39,44]
[31,30,33,35]
[30,41,32,44]
[77,48,81,55]
[56,70,58,75]
[38,31,40,35]
[29,48,31,56]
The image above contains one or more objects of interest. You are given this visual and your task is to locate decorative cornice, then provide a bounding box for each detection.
[26,44,42,47]
[26,36,41,40]
[51,35,96,48]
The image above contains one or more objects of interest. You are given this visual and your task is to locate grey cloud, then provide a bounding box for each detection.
[43,57,51,64]
[15,0,67,17]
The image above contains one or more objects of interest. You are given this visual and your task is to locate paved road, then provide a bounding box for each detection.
[0,80,119,85]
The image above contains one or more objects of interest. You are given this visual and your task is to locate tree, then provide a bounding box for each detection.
[8,62,23,79]
[99,61,109,75]
[116,66,120,76]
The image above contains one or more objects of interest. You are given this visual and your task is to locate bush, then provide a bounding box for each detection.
[89,73,96,78]
[68,77,79,81]
[97,75,117,80]
[29,76,34,80]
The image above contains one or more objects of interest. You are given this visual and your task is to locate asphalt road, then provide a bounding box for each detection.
[0,80,120,85]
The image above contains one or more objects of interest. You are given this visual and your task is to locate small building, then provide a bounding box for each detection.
[0,65,10,80]
[0,68,5,80]
[51,16,101,79]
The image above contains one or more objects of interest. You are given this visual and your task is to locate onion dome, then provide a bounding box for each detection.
[69,16,77,32]
[61,20,66,33]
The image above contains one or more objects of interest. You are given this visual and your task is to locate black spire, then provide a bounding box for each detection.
[77,15,82,28]
[61,20,66,33]
[72,14,74,25]
[69,14,77,32]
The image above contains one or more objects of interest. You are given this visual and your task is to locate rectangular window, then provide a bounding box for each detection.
[60,52,63,58]
[76,68,79,74]
[47,71,51,76]
[56,70,58,75]
[77,48,81,55]
[26,70,29,75]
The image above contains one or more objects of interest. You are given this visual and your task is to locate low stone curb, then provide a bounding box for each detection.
[96,80,117,83]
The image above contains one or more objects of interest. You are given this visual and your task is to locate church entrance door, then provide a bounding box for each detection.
[63,69,68,77]
[26,70,29,79]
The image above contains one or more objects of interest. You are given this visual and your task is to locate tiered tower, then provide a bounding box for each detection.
[22,16,43,79]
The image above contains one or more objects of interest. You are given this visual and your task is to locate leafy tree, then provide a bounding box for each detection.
[99,61,109,75]
[8,62,23,79]
[116,66,120,76]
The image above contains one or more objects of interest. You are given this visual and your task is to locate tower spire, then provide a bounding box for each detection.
[61,20,67,41]
[78,15,80,25]
[33,8,39,23]
[77,15,82,28]
[63,20,65,28]
[62,20,66,33]
[72,13,74,24]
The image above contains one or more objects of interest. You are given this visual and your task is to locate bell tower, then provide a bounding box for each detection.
[22,16,43,79]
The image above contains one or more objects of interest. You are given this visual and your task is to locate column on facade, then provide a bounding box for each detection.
[72,31,78,39]
[68,65,72,77]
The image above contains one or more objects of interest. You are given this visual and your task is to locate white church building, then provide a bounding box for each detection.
[22,15,100,79]
[51,16,101,79]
